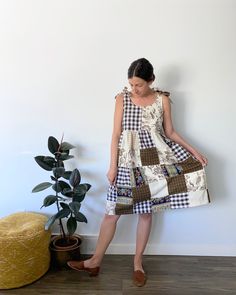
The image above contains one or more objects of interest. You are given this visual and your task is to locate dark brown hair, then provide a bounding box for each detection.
[128,58,155,82]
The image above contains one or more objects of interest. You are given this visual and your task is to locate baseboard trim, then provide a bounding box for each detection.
[78,235,236,256]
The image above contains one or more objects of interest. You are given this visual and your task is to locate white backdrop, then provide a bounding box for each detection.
[0,0,235,256]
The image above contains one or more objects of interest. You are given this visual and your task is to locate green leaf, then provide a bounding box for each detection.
[63,171,72,180]
[52,182,62,193]
[73,193,86,203]
[44,206,71,230]
[45,214,57,230]
[44,156,56,165]
[69,201,81,215]
[61,142,75,151]
[67,216,77,236]
[51,176,57,181]
[52,167,65,178]
[60,202,70,210]
[59,153,74,161]
[32,182,52,193]
[55,208,71,219]
[61,188,73,198]
[34,156,54,171]
[48,136,59,155]
[74,183,90,196]
[41,195,58,208]
[69,169,81,187]
[58,180,71,190]
[75,212,87,223]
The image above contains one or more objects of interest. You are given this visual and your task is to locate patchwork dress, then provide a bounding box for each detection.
[106,87,210,215]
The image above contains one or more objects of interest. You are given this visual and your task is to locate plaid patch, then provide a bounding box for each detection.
[107,185,117,202]
[169,193,189,209]
[167,174,188,195]
[132,184,151,204]
[133,200,152,214]
[122,90,142,131]
[139,129,155,149]
[180,157,203,174]
[116,167,131,187]
[140,147,160,166]
[115,203,133,215]
[162,136,190,162]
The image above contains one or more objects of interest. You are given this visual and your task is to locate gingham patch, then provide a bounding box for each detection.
[133,200,152,214]
[162,136,190,162]
[169,193,189,209]
[139,129,155,149]
[116,167,131,187]
[122,90,142,131]
[107,185,117,202]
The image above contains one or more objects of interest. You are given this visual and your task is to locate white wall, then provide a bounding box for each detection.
[0,0,235,256]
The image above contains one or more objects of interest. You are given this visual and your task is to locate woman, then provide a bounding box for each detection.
[68,58,210,287]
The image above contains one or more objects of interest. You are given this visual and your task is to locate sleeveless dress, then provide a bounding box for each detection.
[106,87,210,215]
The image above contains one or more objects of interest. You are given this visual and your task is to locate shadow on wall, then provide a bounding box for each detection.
[155,64,225,204]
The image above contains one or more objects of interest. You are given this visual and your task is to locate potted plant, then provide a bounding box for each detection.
[32,135,91,267]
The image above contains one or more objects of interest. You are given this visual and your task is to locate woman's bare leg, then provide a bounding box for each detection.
[83,214,120,268]
[134,213,152,272]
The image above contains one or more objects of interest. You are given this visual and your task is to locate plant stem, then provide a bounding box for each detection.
[55,144,66,239]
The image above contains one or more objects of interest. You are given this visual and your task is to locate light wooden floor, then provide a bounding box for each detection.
[1,255,236,295]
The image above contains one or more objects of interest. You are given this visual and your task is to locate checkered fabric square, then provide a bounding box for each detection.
[139,129,155,149]
[116,167,131,187]
[169,193,189,209]
[162,136,190,162]
[132,184,151,204]
[122,91,142,131]
[134,200,152,214]
[179,157,202,174]
[167,174,188,195]
[140,147,160,166]
[107,185,117,202]
[115,204,133,215]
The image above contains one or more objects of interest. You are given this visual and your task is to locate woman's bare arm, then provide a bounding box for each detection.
[107,93,124,184]
[162,95,208,166]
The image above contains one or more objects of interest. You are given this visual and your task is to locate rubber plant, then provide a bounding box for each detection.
[32,135,91,245]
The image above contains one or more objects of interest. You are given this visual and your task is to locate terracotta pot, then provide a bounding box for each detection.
[49,235,82,268]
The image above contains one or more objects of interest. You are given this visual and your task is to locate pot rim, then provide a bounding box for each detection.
[50,234,82,251]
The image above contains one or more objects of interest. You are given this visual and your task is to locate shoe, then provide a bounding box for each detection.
[133,270,147,287]
[67,260,100,277]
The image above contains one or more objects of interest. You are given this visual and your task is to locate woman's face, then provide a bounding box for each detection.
[128,76,152,96]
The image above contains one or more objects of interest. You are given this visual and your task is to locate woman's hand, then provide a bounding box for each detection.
[106,167,118,185]
[191,150,208,167]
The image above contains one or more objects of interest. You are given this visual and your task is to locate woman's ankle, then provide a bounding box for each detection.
[134,255,144,271]
[84,255,101,268]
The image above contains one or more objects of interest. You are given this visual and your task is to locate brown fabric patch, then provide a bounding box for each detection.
[115,204,133,215]
[132,184,151,204]
[140,147,159,166]
[167,174,188,195]
[180,157,203,174]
